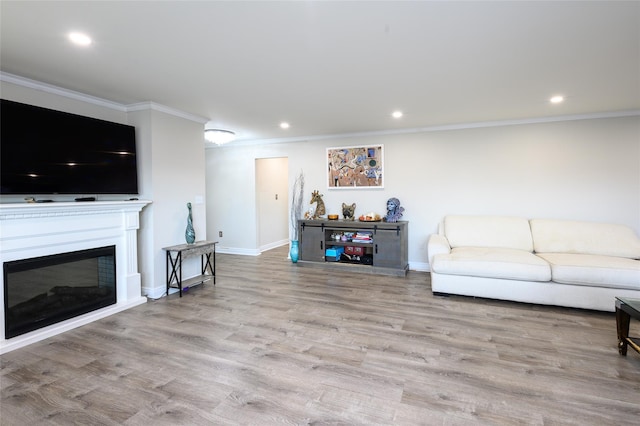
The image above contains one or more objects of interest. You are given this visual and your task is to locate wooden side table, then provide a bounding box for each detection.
[615,297,640,356]
[162,240,217,297]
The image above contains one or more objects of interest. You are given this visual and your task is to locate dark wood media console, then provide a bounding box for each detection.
[297,219,408,276]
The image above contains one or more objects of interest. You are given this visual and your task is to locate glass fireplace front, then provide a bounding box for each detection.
[3,245,117,339]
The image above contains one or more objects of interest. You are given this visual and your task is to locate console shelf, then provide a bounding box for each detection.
[297,219,408,276]
[163,240,217,297]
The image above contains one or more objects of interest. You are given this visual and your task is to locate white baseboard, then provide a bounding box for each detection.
[409,261,431,272]
[259,239,289,253]
[216,246,261,256]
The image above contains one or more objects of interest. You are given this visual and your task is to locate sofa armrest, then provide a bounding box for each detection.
[428,233,451,267]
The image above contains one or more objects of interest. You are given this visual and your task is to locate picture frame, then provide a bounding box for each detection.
[327,145,384,189]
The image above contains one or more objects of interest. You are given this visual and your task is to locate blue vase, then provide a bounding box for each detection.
[290,240,299,263]
[185,202,196,244]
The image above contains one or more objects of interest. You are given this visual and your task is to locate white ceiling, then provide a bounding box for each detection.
[1,1,639,143]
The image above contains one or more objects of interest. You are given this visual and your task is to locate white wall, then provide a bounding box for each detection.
[205,115,640,270]
[129,108,207,298]
[206,142,316,255]
[127,108,154,298]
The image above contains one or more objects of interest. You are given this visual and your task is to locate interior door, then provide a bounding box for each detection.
[256,157,289,250]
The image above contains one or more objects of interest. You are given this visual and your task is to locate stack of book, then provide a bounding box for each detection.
[351,232,373,243]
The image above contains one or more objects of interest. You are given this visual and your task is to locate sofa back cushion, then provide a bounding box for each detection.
[444,215,533,251]
[530,219,640,259]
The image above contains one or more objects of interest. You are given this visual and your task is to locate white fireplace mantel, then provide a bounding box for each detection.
[0,200,151,354]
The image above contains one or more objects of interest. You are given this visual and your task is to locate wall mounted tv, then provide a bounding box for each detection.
[1,99,139,195]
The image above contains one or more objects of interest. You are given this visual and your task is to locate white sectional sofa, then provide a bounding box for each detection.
[428,216,640,311]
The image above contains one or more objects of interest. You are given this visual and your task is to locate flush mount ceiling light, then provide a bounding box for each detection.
[204,128,236,145]
[391,110,403,119]
[280,122,290,129]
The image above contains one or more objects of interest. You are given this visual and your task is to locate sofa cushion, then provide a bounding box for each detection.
[530,219,640,259]
[444,216,533,251]
[537,253,640,290]
[432,247,551,282]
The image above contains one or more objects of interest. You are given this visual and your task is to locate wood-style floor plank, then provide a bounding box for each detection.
[2,245,639,425]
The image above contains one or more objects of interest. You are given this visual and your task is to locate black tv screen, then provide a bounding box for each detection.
[0,99,139,195]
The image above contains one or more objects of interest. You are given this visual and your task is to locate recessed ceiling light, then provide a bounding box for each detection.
[69,32,92,46]
[391,110,403,119]
[550,95,564,104]
[280,122,290,129]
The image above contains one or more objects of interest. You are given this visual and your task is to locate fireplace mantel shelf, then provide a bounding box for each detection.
[0,200,151,219]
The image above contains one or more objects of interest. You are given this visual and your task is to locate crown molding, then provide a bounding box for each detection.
[1,72,127,111]
[223,109,640,147]
[126,102,208,124]
[5,71,637,146]
[0,72,208,124]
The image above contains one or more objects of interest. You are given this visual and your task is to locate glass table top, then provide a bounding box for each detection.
[616,297,640,314]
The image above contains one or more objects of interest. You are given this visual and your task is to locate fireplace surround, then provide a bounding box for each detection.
[0,200,150,353]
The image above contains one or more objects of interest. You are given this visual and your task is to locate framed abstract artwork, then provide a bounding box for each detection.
[327,145,383,189]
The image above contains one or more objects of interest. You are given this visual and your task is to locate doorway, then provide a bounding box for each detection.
[256,157,289,251]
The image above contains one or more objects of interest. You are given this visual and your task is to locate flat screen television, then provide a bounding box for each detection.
[0,99,139,195]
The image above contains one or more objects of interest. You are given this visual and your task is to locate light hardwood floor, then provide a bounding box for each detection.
[1,245,639,425]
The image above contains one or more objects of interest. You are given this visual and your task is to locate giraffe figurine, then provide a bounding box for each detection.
[310,190,326,219]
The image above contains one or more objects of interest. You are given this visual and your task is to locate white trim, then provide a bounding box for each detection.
[144,285,167,300]
[126,101,209,124]
[215,109,640,147]
[0,72,208,124]
[1,72,126,111]
[216,246,261,256]
[0,200,151,220]
[409,261,430,272]
[259,239,289,253]
[5,71,637,147]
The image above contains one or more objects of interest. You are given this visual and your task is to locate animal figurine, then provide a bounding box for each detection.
[342,202,356,221]
[310,190,326,219]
